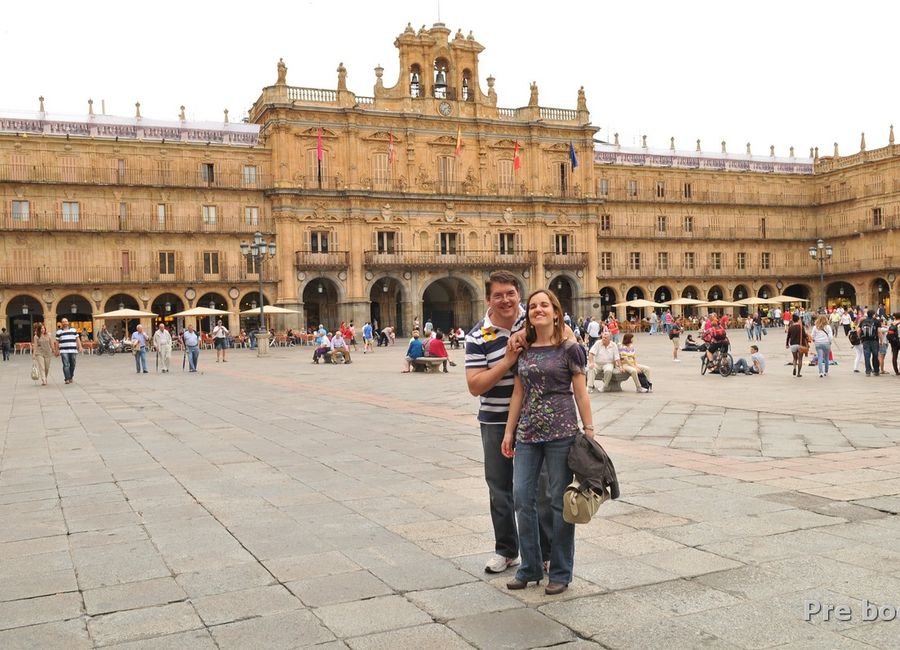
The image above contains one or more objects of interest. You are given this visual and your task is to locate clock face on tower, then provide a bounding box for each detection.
[438,101,452,116]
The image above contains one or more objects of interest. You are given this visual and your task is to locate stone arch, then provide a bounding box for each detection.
[681,285,701,300]
[826,281,856,310]
[56,294,94,338]
[421,276,479,333]
[368,276,407,333]
[549,275,580,319]
[707,285,725,302]
[599,286,617,320]
[757,284,775,300]
[5,293,44,343]
[871,277,892,312]
[301,279,340,331]
[197,292,230,332]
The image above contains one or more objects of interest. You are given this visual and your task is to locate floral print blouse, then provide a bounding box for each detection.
[515,339,586,444]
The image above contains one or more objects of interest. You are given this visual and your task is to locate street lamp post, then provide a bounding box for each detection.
[808,238,833,312]
[240,231,277,357]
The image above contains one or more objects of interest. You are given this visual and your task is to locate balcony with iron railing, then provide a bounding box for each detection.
[597,224,810,241]
[600,187,812,207]
[599,264,775,279]
[295,251,350,270]
[0,264,279,286]
[0,164,272,190]
[0,213,275,234]
[543,252,588,269]
[364,249,536,270]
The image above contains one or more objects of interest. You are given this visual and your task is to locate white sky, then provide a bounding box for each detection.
[2,0,896,156]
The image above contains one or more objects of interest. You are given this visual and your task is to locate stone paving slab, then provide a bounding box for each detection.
[1,334,899,648]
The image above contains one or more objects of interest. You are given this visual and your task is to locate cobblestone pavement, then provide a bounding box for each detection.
[1,331,899,649]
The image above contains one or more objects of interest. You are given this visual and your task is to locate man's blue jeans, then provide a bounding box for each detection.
[512,436,576,585]
[862,340,879,374]
[188,346,199,371]
[733,358,757,374]
[480,423,552,562]
[60,353,76,381]
[134,348,148,372]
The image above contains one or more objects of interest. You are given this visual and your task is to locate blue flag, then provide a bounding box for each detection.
[569,142,578,169]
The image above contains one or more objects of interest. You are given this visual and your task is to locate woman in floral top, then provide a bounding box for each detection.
[502,289,594,596]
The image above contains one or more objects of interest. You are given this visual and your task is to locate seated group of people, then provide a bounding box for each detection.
[312,330,354,364]
[402,329,455,373]
[585,331,652,393]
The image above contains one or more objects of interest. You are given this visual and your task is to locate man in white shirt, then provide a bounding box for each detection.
[211,320,229,363]
[153,323,173,373]
[330,332,351,363]
[586,317,602,349]
[587,331,621,393]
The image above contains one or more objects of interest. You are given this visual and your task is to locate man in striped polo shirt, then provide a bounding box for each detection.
[466,270,553,574]
[54,318,83,384]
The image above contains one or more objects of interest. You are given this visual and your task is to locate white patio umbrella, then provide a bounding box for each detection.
[664,297,705,306]
[170,306,232,317]
[239,305,301,315]
[697,300,744,309]
[767,294,810,303]
[736,297,774,306]
[92,308,158,338]
[612,298,667,308]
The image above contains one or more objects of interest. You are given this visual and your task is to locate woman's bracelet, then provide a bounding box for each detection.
[583,425,594,431]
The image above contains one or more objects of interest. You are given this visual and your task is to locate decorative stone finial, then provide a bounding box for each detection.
[88,99,94,116]
[337,62,347,91]
[467,30,474,40]
[746,142,751,155]
[39,96,45,112]
[860,131,866,151]
[770,145,775,157]
[809,147,814,158]
[614,132,620,147]
[642,135,648,148]
[576,86,587,112]
[404,22,414,34]
[528,81,539,107]
[455,28,464,40]
[834,142,839,157]
[135,102,141,119]
[721,140,727,153]
[179,105,186,121]
[374,64,384,79]
[486,75,496,105]
[789,146,794,158]
[223,109,229,124]
[814,146,819,160]
[696,139,701,152]
[891,125,895,145]
[670,137,675,151]
[276,58,287,85]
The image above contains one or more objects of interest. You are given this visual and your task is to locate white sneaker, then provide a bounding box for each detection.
[638,387,650,393]
[588,386,595,393]
[484,554,520,573]
[673,358,681,362]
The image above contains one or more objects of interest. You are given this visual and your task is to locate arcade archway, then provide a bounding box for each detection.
[707,285,725,302]
[757,284,774,300]
[682,285,700,317]
[197,292,229,332]
[5,295,43,343]
[103,293,140,338]
[872,278,891,312]
[826,281,856,310]
[422,277,478,333]
[625,286,645,320]
[240,291,272,331]
[301,280,338,331]
[56,294,93,338]
[599,286,617,320]
[733,284,750,316]
[550,276,576,320]
[370,277,404,334]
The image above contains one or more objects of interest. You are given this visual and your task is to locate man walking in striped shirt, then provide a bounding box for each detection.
[54,318,83,384]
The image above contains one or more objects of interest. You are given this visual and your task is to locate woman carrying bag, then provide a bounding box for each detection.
[502,289,594,596]
[32,323,54,386]
[785,313,809,378]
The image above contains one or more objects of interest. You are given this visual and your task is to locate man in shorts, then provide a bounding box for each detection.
[212,320,229,362]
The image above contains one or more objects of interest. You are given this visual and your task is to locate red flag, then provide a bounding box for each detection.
[316,127,323,161]
[455,126,462,156]
[388,131,394,164]
[513,141,521,170]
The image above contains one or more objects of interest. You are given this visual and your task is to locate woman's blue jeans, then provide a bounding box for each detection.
[816,342,831,375]
[513,436,576,585]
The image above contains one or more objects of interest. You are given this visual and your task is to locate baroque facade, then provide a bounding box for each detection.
[1,23,898,342]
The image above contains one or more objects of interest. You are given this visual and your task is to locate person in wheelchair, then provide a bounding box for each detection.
[703,314,730,369]
[97,325,115,355]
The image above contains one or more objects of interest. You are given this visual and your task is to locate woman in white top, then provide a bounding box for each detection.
[812,315,834,377]
[839,310,852,336]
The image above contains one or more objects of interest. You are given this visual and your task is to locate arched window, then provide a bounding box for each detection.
[409,64,422,97]
[462,69,473,101]
[433,58,450,99]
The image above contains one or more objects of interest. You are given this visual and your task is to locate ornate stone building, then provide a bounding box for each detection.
[1,23,897,341]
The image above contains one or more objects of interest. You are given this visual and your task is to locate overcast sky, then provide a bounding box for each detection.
[2,0,896,157]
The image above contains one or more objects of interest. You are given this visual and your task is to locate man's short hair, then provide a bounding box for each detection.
[485,270,520,298]
[867,309,875,318]
[750,345,759,352]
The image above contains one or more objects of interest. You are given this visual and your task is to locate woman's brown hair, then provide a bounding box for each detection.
[524,289,565,345]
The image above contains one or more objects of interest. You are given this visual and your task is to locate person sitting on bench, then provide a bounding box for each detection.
[401,330,424,373]
[424,330,450,373]
[330,331,352,363]
[312,333,331,363]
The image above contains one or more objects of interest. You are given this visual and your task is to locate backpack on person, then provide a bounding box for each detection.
[848,329,860,346]
[859,319,878,341]
[887,323,899,345]
[669,323,681,339]
[637,372,652,391]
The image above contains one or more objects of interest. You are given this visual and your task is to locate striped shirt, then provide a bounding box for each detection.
[55,327,79,353]
[465,307,526,424]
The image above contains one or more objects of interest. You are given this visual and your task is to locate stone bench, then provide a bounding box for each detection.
[412,356,447,373]
[591,368,630,392]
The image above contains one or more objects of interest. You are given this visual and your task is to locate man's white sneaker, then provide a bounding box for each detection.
[673,358,681,362]
[485,554,520,573]
[638,387,650,393]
